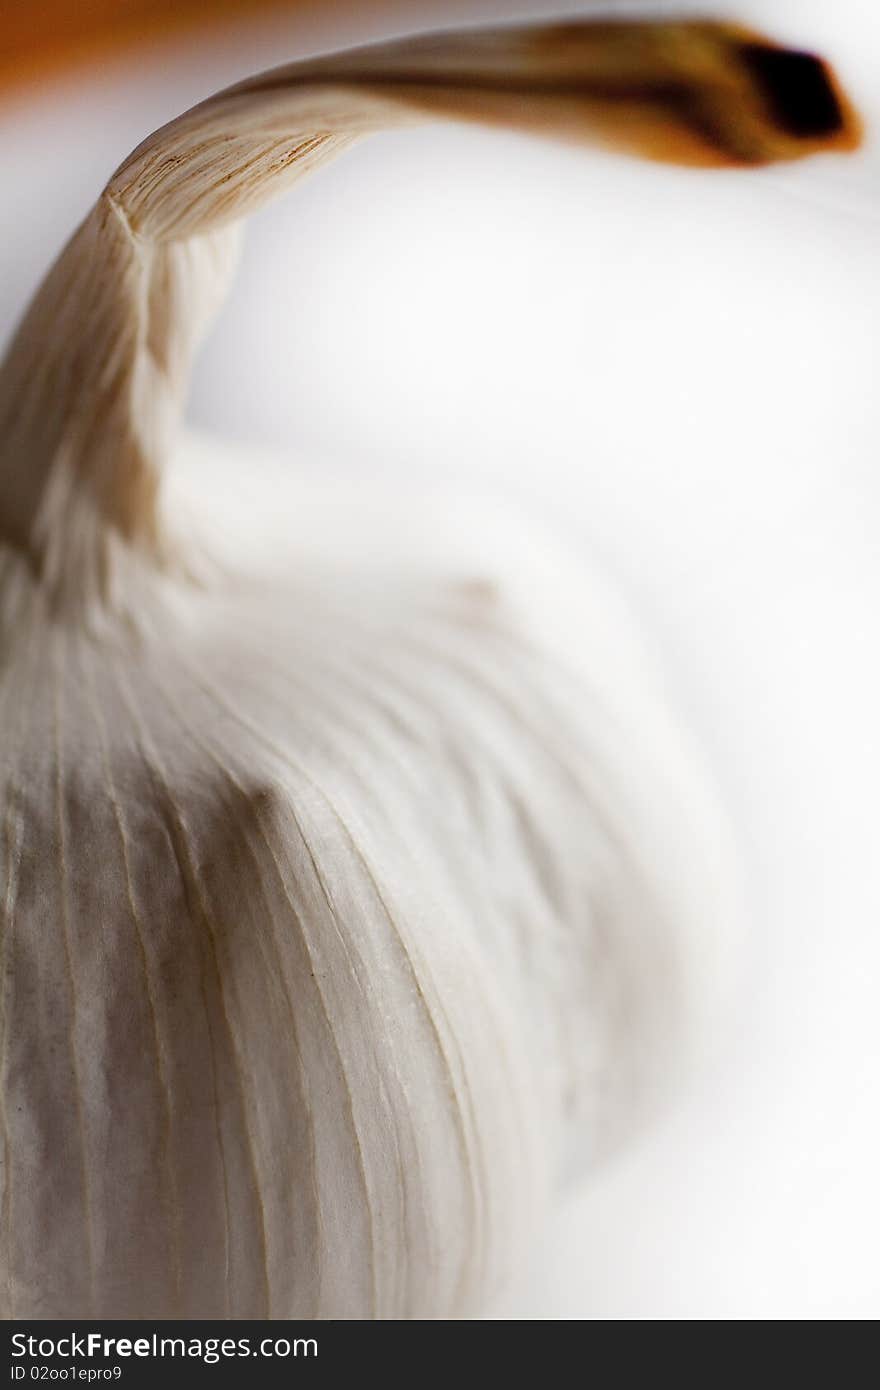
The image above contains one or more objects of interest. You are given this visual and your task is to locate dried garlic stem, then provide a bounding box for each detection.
[0,19,859,607]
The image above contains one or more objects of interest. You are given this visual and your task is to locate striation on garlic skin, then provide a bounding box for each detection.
[0,19,860,1318]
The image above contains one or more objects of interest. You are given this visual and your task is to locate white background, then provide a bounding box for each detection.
[2,1,878,1318]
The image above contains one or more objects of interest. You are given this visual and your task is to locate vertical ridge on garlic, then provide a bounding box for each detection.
[0,19,859,1318]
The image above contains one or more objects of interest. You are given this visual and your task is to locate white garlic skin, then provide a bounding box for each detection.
[0,436,740,1319]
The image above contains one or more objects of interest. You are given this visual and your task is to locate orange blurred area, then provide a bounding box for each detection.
[0,0,350,90]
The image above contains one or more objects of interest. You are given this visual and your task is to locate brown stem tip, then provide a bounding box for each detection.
[738,45,847,140]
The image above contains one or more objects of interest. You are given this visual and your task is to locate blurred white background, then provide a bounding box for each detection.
[2,1,878,1318]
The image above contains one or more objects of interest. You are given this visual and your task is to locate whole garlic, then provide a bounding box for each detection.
[0,19,859,1319]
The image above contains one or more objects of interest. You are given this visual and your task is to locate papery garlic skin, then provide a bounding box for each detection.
[0,20,859,1319]
[1,448,740,1319]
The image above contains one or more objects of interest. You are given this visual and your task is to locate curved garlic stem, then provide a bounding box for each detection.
[0,18,860,600]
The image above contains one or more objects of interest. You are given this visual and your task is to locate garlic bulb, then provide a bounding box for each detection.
[0,18,859,1320]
